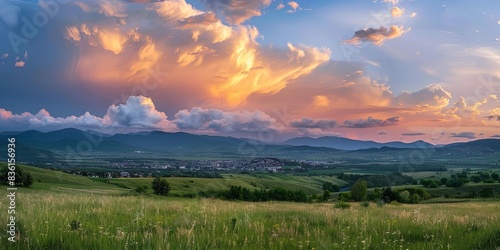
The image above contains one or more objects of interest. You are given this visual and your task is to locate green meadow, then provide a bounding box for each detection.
[0,165,499,249]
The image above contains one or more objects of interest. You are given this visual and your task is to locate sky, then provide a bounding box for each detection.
[0,0,500,144]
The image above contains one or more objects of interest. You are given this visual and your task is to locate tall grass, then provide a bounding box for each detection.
[0,190,499,249]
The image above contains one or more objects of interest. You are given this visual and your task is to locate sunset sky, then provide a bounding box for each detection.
[1,0,500,144]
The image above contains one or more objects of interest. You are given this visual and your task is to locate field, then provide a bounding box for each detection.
[101,174,348,196]
[1,165,500,249]
[1,190,500,249]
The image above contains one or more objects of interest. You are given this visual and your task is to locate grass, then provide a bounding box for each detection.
[99,174,348,196]
[0,190,499,249]
[1,164,499,249]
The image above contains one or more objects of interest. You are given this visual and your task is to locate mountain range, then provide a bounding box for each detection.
[0,128,499,162]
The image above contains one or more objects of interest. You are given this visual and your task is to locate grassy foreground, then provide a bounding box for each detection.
[1,189,499,249]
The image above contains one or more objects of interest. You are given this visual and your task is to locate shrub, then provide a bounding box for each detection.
[491,173,499,181]
[152,177,171,196]
[322,190,331,202]
[399,190,410,203]
[410,193,421,204]
[479,187,495,198]
[361,200,370,208]
[334,201,351,209]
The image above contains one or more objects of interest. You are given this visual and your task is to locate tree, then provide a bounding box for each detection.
[440,178,448,186]
[322,182,340,192]
[409,194,421,204]
[151,177,170,196]
[399,190,410,203]
[350,180,367,201]
[491,173,499,181]
[1,166,34,187]
[322,190,331,202]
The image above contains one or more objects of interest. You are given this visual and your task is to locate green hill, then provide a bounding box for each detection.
[0,163,123,194]
[102,174,348,196]
[1,163,347,196]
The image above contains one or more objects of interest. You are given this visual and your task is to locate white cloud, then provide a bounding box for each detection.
[275,3,285,10]
[173,107,281,132]
[382,0,399,5]
[0,96,170,132]
[103,96,169,128]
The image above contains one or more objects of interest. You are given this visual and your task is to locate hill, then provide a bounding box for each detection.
[283,136,434,150]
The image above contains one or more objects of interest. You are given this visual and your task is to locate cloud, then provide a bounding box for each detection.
[103,96,169,128]
[401,132,426,136]
[450,132,476,139]
[343,116,399,128]
[410,12,417,18]
[0,0,21,27]
[394,84,452,109]
[286,1,300,13]
[312,95,330,108]
[15,61,25,67]
[64,26,82,42]
[345,25,407,46]
[382,0,399,5]
[178,12,219,28]
[0,96,170,132]
[446,95,497,119]
[390,7,404,18]
[492,135,500,138]
[201,0,271,25]
[290,117,337,130]
[275,3,285,10]
[74,0,127,18]
[62,0,330,108]
[1,53,8,59]
[173,107,280,132]
[379,132,388,135]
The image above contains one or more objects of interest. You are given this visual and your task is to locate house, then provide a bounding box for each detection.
[120,172,130,178]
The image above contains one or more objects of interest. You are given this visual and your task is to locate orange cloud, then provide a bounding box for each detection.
[63,0,330,110]
[390,7,404,18]
[312,95,330,108]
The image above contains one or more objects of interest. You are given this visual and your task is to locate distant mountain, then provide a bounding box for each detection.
[1,129,499,163]
[283,136,434,150]
[444,139,500,150]
[110,131,245,152]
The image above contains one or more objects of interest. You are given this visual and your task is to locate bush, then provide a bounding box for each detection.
[334,201,351,209]
[399,190,410,203]
[410,193,421,204]
[322,182,340,192]
[492,173,499,181]
[361,200,370,208]
[479,187,495,198]
[152,177,171,196]
[322,190,331,202]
